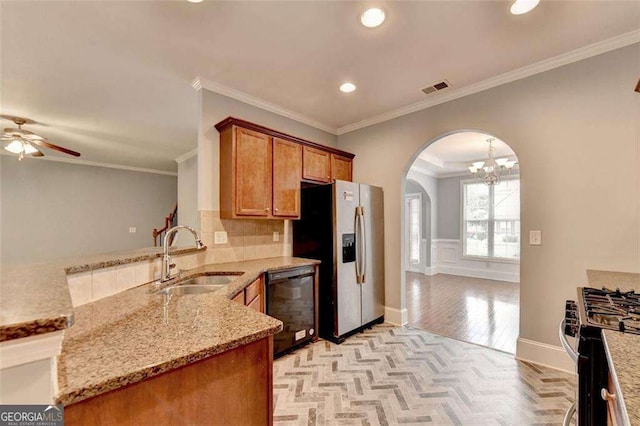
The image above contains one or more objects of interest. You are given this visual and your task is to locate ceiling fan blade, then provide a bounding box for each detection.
[22,134,44,141]
[30,139,80,157]
[31,148,45,157]
[4,127,36,135]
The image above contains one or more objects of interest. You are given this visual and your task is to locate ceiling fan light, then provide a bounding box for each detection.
[510,0,540,15]
[23,142,38,155]
[4,140,24,154]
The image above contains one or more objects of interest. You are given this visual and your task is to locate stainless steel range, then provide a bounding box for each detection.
[561,287,640,425]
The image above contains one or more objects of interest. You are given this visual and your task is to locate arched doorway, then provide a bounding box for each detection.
[402,130,521,353]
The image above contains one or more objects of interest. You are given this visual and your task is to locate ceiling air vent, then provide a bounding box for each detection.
[422,79,451,95]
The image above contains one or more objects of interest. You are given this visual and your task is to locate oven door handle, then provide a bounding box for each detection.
[562,402,576,426]
[558,319,578,364]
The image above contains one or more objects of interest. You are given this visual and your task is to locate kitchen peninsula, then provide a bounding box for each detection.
[0,247,319,425]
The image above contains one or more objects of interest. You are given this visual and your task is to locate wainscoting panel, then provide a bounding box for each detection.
[428,239,520,283]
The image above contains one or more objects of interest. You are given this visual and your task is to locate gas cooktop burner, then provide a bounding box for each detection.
[583,287,640,334]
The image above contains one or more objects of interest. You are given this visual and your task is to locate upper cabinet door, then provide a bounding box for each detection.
[235,127,272,216]
[272,138,302,218]
[302,146,331,183]
[331,154,352,182]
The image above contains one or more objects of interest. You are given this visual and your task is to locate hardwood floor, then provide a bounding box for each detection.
[405,272,519,354]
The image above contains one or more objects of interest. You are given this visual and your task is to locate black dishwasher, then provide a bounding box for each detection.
[266,266,316,357]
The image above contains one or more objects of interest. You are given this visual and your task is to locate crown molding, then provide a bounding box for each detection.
[175,148,197,163]
[337,30,640,135]
[408,165,437,178]
[1,151,178,176]
[191,77,338,135]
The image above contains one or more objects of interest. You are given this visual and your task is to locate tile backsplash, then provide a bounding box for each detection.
[197,210,292,264]
[66,210,292,308]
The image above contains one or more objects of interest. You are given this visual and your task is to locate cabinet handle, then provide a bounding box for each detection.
[265,207,270,212]
[601,388,616,401]
[274,208,279,212]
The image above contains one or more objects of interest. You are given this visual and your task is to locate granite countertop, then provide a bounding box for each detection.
[587,269,640,292]
[0,246,205,342]
[602,330,640,425]
[55,256,319,406]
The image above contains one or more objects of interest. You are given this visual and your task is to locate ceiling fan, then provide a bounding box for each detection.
[1,115,81,161]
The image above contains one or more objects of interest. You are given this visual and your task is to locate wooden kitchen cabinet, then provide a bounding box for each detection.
[65,336,274,426]
[220,126,272,218]
[302,146,332,183]
[216,117,355,216]
[272,138,302,217]
[219,126,303,219]
[331,153,352,182]
[232,275,264,313]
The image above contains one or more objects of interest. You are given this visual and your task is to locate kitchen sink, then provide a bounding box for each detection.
[177,274,239,286]
[155,284,226,297]
[154,273,241,297]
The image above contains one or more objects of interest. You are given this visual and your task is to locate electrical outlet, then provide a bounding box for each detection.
[529,230,542,245]
[128,227,136,234]
[214,231,228,244]
[273,231,280,242]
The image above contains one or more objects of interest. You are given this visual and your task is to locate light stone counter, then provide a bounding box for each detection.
[602,330,640,425]
[0,246,205,342]
[587,269,640,292]
[55,257,319,406]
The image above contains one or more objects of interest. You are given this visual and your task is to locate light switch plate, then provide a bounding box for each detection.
[214,231,228,244]
[529,230,542,246]
[128,227,136,233]
[273,231,280,242]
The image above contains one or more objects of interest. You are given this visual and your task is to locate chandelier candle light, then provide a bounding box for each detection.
[468,138,517,186]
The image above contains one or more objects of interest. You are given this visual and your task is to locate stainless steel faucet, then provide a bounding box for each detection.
[161,225,205,282]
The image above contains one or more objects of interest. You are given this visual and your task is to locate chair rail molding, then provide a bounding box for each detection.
[428,239,520,282]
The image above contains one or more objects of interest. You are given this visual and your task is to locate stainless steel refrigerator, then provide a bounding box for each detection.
[293,180,385,343]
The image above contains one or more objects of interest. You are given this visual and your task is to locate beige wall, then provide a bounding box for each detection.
[1,156,177,264]
[337,44,640,346]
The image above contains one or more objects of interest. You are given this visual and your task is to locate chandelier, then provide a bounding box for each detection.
[467,138,517,186]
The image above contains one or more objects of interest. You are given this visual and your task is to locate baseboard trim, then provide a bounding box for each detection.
[436,265,519,283]
[384,306,408,326]
[424,266,438,276]
[516,337,576,374]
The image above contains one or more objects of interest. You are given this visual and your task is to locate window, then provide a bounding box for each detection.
[406,194,421,265]
[463,177,520,260]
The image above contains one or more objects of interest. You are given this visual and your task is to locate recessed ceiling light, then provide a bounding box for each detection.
[187,0,203,3]
[360,8,385,28]
[510,0,540,15]
[339,83,356,93]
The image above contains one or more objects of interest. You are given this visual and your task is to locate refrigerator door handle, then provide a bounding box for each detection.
[355,208,362,284]
[359,206,367,283]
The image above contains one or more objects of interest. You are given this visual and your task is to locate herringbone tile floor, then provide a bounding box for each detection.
[273,325,575,425]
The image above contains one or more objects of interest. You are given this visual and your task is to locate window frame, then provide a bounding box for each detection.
[460,175,520,264]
